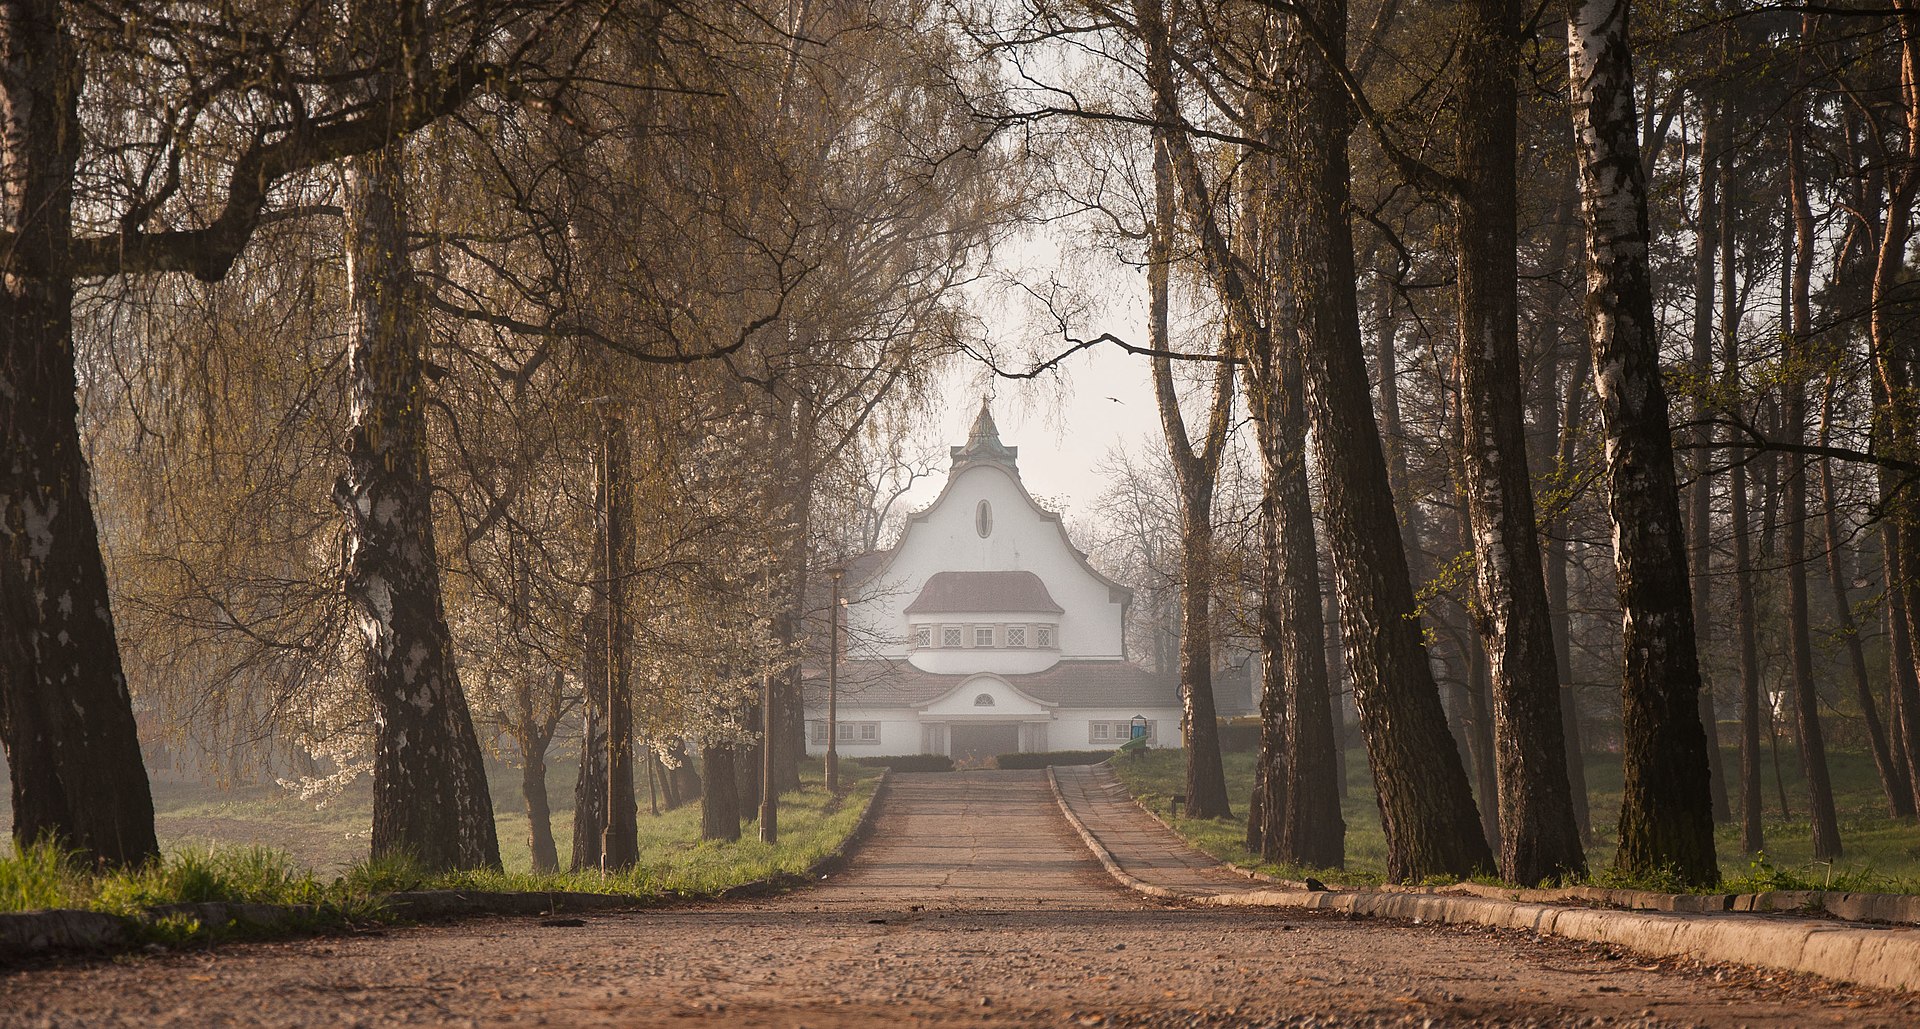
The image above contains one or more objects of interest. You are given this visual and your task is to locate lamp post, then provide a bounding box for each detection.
[826,565,845,794]
[759,661,777,843]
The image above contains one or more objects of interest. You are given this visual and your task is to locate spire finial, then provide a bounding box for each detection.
[952,397,1018,469]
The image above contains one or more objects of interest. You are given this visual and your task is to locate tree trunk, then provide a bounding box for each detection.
[702,743,741,842]
[1534,191,1593,842]
[522,751,558,873]
[666,738,701,810]
[1451,0,1585,882]
[1785,99,1841,859]
[1323,583,1349,801]
[1244,338,1344,867]
[772,400,816,796]
[1819,407,1910,816]
[338,143,499,872]
[735,727,762,816]
[571,606,608,870]
[517,669,563,874]
[1278,0,1491,882]
[1135,0,1233,821]
[1565,0,1719,884]
[1871,2,1920,823]
[0,0,159,869]
[1725,296,1765,858]
[1462,631,1502,855]
[598,415,638,870]
[1688,98,1733,825]
[1887,525,1920,815]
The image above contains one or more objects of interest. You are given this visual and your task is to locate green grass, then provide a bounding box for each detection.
[0,753,857,875]
[0,761,880,950]
[1113,745,1920,893]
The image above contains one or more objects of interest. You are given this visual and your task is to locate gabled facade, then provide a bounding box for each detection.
[805,402,1192,764]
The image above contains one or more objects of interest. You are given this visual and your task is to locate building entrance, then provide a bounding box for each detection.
[949,723,1020,767]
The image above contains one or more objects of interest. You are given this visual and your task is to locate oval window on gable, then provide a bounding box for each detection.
[973,692,996,707]
[975,500,993,538]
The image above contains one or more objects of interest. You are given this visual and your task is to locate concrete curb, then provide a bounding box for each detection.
[1101,759,1920,926]
[1047,766,1920,993]
[0,771,891,966]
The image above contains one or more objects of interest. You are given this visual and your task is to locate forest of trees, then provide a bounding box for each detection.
[2,0,1918,891]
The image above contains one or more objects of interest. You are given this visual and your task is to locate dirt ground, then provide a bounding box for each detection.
[4,772,1915,1027]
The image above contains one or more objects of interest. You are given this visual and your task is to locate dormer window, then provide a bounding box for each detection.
[913,625,931,649]
[974,626,995,647]
[1006,625,1027,647]
[974,693,995,707]
[943,626,963,648]
[1036,625,1054,648]
[975,500,993,538]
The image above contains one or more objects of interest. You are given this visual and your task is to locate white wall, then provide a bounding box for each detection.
[801,703,1187,758]
[1045,707,1185,752]
[906,612,1060,676]
[802,707,923,757]
[920,674,1051,716]
[850,462,1126,664]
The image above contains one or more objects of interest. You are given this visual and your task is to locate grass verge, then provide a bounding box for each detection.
[1112,747,1920,893]
[0,764,879,949]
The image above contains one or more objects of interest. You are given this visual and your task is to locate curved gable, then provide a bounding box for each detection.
[861,461,1131,605]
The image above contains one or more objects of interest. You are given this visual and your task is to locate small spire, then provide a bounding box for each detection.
[952,397,1018,469]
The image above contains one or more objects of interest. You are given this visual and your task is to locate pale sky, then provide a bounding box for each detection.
[894,224,1205,523]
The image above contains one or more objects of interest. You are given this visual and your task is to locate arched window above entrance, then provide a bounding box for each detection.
[973,692,995,707]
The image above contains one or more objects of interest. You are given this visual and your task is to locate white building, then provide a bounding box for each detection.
[804,402,1207,764]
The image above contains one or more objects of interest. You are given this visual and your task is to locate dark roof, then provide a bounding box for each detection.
[903,570,1064,616]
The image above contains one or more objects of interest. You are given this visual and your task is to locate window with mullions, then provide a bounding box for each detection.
[810,722,882,745]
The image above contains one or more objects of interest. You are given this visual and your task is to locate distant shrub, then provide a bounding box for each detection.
[991,750,1114,770]
[1216,719,1262,753]
[849,754,953,773]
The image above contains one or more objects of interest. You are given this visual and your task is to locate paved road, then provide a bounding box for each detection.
[3,771,1915,1026]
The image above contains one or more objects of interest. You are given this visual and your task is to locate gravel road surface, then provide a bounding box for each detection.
[3,771,1914,1027]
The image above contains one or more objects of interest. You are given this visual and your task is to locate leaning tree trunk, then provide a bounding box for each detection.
[1872,1,1920,822]
[1565,0,1718,885]
[1452,0,1585,882]
[1820,447,1912,810]
[338,143,499,872]
[1822,417,1912,816]
[0,2,158,868]
[1271,394,1343,867]
[1889,532,1920,815]
[1785,99,1842,859]
[1134,12,1233,821]
[1245,341,1344,867]
[1278,0,1491,882]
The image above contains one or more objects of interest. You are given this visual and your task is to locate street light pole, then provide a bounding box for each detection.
[826,565,845,794]
[759,661,777,843]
